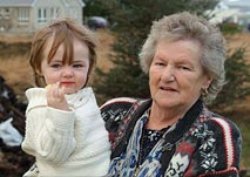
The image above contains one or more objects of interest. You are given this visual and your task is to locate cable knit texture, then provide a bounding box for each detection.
[22,87,110,177]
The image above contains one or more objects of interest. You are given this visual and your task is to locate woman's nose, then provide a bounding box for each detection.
[161,66,175,82]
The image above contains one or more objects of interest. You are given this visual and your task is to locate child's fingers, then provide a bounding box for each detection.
[45,84,52,90]
[46,82,69,110]
[46,83,65,101]
[60,85,68,95]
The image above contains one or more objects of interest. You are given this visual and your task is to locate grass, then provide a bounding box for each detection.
[0,55,33,101]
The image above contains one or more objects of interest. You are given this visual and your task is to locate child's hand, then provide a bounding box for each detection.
[46,82,70,111]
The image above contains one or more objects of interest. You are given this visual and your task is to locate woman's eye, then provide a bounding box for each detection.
[180,66,191,70]
[155,62,165,66]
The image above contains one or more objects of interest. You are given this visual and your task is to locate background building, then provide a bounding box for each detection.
[208,0,250,28]
[0,0,85,34]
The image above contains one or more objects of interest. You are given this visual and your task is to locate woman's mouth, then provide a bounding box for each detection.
[160,86,177,92]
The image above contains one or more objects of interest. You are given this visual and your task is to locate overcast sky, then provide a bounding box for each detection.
[223,0,250,6]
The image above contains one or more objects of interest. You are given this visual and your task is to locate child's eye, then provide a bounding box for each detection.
[50,63,62,68]
[73,64,84,68]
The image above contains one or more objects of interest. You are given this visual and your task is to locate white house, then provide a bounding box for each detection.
[208,0,250,26]
[0,0,85,33]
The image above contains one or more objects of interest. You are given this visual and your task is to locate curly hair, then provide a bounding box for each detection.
[139,12,226,103]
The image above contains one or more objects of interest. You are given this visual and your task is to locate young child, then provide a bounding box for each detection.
[21,19,110,176]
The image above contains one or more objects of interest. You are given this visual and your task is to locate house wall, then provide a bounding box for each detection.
[32,0,65,31]
[33,0,83,31]
[0,7,13,32]
[0,7,33,33]
[60,0,83,24]
[0,0,84,34]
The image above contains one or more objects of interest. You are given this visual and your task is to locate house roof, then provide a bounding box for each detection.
[0,0,35,7]
[62,0,85,7]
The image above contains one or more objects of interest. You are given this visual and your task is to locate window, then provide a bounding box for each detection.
[4,8,9,13]
[38,8,47,23]
[50,7,60,20]
[18,7,29,23]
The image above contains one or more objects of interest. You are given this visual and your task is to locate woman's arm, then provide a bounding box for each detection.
[186,117,242,177]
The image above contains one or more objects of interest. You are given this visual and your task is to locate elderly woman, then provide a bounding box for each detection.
[101,12,242,177]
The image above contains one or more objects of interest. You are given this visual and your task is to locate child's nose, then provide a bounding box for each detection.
[62,66,74,77]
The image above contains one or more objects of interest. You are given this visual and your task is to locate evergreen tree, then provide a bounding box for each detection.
[212,47,250,110]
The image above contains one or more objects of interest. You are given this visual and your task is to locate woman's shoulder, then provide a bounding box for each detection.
[186,108,243,173]
[100,97,138,118]
[201,109,241,137]
[100,97,138,109]
[100,97,138,123]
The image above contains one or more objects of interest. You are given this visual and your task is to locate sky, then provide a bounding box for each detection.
[223,0,250,6]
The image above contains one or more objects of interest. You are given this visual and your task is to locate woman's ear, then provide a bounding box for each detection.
[202,75,212,90]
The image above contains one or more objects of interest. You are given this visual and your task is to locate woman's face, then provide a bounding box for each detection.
[40,37,90,94]
[149,39,211,111]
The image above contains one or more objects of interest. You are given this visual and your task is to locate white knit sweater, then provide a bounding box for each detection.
[22,87,110,177]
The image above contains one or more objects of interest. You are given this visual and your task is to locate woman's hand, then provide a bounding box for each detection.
[46,82,70,111]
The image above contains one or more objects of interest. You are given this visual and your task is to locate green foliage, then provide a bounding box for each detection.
[83,0,117,19]
[211,48,250,109]
[219,22,243,35]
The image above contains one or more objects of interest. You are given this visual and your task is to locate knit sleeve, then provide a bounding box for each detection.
[185,117,242,177]
[22,105,76,164]
[100,97,137,145]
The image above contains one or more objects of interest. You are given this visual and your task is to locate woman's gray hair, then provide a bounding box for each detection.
[139,11,226,104]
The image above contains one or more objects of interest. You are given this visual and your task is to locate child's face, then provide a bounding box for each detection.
[40,38,90,94]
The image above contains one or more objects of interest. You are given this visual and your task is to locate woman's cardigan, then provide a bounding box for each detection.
[101,97,242,177]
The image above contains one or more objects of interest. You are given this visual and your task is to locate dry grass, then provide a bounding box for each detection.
[0,55,33,101]
[95,29,115,72]
[226,32,250,63]
[0,33,33,43]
